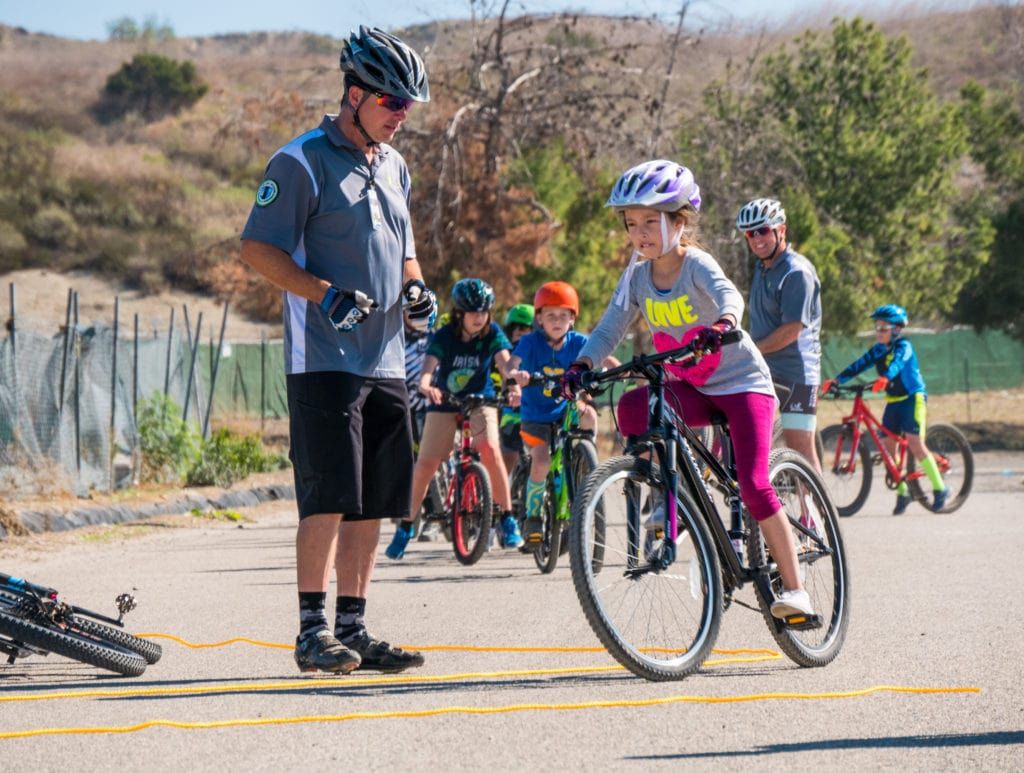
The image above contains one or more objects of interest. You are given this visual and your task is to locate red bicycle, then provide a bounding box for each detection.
[416,393,498,566]
[820,383,974,517]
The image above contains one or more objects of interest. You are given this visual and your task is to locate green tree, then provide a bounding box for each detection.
[954,82,1024,336]
[107,16,140,41]
[97,53,207,122]
[683,18,991,333]
[512,142,622,328]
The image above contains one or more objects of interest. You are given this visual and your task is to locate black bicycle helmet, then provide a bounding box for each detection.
[339,26,430,103]
[451,278,495,312]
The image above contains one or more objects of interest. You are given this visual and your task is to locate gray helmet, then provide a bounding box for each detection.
[736,198,786,231]
[339,26,430,103]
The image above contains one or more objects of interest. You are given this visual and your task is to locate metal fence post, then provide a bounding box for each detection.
[260,331,266,435]
[163,307,175,398]
[73,291,81,477]
[964,353,971,423]
[183,312,203,424]
[133,313,139,424]
[202,302,229,439]
[8,283,16,449]
[59,288,73,414]
[109,296,119,489]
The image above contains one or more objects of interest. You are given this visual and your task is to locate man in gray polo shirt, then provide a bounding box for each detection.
[737,198,823,473]
[240,26,436,674]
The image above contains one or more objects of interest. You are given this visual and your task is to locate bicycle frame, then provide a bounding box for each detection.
[585,333,828,595]
[830,386,927,486]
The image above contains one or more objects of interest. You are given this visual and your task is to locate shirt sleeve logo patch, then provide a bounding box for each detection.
[255,179,279,207]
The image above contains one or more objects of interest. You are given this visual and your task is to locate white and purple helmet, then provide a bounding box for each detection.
[606,160,702,213]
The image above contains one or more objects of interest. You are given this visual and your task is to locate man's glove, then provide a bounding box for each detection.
[320,286,378,332]
[560,361,591,401]
[691,319,734,356]
[871,376,889,394]
[820,378,837,397]
[403,279,437,333]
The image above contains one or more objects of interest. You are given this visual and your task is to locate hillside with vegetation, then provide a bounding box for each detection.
[0,4,1021,334]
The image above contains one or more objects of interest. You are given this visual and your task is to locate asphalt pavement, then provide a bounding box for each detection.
[1,451,1022,770]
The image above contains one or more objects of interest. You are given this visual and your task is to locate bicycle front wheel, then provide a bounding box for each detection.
[908,423,974,513]
[533,485,561,574]
[452,461,492,566]
[748,449,850,668]
[820,424,872,516]
[0,610,147,676]
[71,617,163,664]
[561,439,599,558]
[569,456,722,681]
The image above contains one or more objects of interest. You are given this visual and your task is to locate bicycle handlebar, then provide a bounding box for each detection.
[438,392,505,410]
[822,382,870,399]
[582,329,744,390]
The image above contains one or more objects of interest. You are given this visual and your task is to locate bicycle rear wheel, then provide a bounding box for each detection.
[452,461,492,566]
[907,423,974,513]
[820,424,872,516]
[569,456,722,681]
[748,449,850,667]
[0,610,147,676]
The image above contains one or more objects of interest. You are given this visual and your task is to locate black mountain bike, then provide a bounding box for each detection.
[0,571,161,676]
[569,331,849,681]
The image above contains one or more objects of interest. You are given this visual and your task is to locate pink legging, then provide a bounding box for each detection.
[617,382,781,521]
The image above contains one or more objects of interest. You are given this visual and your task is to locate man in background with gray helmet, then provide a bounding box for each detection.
[240,26,435,674]
[737,198,823,473]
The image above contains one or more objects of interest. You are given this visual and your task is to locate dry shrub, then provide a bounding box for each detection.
[205,256,282,322]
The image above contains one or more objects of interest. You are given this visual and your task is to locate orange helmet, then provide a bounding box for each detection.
[533,281,579,316]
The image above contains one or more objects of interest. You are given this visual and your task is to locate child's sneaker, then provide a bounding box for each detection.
[893,494,911,515]
[522,517,543,550]
[931,487,950,513]
[500,515,524,548]
[770,588,814,619]
[385,523,415,560]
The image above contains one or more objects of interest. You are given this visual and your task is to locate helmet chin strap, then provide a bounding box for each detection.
[350,91,380,148]
[659,212,685,256]
[755,229,783,262]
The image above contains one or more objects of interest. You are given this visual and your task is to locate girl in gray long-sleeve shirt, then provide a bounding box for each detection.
[571,159,814,620]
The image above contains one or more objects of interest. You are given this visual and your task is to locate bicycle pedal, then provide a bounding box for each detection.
[782,613,822,631]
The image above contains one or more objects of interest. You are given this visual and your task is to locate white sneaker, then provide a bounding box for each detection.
[770,588,814,619]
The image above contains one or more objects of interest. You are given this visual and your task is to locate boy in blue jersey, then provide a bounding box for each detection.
[822,305,949,514]
[386,278,524,558]
[507,282,604,549]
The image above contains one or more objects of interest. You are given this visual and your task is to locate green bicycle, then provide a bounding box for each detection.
[511,374,603,574]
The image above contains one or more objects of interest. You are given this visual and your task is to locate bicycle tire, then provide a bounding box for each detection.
[452,461,492,566]
[820,423,872,516]
[509,453,531,524]
[534,484,561,574]
[70,617,163,664]
[747,449,850,668]
[560,439,599,558]
[569,455,722,681]
[0,609,147,676]
[907,423,974,513]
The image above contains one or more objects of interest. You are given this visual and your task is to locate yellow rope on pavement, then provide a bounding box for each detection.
[0,652,783,705]
[0,685,980,740]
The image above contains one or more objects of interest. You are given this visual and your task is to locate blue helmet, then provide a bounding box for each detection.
[451,278,495,312]
[871,304,908,326]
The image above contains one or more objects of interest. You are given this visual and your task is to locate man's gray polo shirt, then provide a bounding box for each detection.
[748,247,822,385]
[241,115,415,378]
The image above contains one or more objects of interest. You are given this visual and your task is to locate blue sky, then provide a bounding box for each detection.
[0,0,980,40]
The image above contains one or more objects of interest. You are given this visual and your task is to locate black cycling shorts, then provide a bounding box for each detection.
[287,372,414,520]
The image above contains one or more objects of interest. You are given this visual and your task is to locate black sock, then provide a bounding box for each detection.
[298,591,328,641]
[335,596,366,644]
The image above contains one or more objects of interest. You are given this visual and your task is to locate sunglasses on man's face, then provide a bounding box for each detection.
[744,225,775,238]
[373,91,415,112]
[874,324,893,332]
